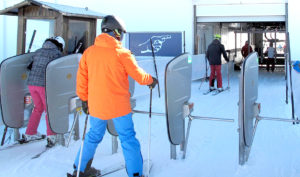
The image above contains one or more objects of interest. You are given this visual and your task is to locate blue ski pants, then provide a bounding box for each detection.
[74,113,143,177]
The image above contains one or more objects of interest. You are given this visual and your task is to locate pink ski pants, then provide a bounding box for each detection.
[25,85,55,136]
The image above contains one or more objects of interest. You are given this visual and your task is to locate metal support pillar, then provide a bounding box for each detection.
[14,128,20,141]
[234,32,237,58]
[57,134,65,146]
[182,116,193,159]
[112,136,118,154]
[74,112,80,141]
[170,144,176,160]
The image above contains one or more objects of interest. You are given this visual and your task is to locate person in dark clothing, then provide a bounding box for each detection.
[241,41,253,58]
[206,34,229,92]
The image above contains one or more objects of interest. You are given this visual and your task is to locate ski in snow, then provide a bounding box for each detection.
[18,134,46,144]
[66,161,125,177]
[0,135,46,152]
[31,138,56,159]
[212,87,230,96]
[31,146,53,159]
[66,159,152,177]
[203,89,216,95]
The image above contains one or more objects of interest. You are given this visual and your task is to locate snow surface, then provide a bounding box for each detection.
[1,66,300,177]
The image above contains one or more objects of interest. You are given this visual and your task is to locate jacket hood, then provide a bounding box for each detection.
[212,39,221,45]
[94,33,122,49]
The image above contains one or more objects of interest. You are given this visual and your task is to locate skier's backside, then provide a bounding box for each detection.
[24,36,65,147]
[69,15,157,177]
[206,34,229,92]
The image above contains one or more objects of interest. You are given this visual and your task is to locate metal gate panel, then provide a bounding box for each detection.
[238,52,259,164]
[0,53,34,128]
[165,53,192,145]
[292,61,300,119]
[46,54,81,134]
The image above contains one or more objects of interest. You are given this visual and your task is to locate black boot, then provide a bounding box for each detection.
[72,159,100,177]
[133,173,144,177]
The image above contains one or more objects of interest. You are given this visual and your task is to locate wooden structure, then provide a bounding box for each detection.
[0,0,105,54]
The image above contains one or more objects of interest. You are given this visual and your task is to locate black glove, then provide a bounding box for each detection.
[148,77,158,89]
[81,100,89,114]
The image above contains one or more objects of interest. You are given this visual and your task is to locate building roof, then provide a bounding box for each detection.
[0,0,105,19]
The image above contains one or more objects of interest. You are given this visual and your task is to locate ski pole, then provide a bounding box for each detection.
[199,63,209,90]
[227,61,230,89]
[66,110,80,148]
[147,87,153,177]
[27,30,36,53]
[285,54,288,104]
[150,38,160,98]
[226,50,230,90]
[77,112,89,177]
[1,126,8,146]
[198,78,205,90]
[75,42,83,54]
[287,33,296,123]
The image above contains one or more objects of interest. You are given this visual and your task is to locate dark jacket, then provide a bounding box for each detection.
[27,41,62,87]
[206,39,229,65]
[241,44,253,58]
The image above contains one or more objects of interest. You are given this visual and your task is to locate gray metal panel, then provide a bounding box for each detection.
[0,53,34,128]
[238,52,258,165]
[107,76,135,136]
[292,64,300,119]
[0,109,2,126]
[46,54,81,134]
[165,53,192,145]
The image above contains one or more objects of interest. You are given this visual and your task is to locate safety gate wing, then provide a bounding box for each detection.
[165,53,192,145]
[45,54,81,134]
[0,53,35,128]
[238,52,259,165]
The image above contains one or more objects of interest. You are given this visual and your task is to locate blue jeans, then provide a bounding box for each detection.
[74,113,143,177]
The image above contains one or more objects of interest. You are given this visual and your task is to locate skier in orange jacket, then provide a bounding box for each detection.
[71,15,157,177]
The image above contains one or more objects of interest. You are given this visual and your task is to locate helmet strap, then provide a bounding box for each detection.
[113,29,123,41]
[103,28,124,41]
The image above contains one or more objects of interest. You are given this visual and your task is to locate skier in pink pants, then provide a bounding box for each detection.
[24,36,65,147]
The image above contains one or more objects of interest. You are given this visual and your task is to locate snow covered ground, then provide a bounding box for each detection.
[1,67,300,177]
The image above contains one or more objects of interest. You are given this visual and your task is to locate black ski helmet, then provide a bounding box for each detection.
[101,15,126,33]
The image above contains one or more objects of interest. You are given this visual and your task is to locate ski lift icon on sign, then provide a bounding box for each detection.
[138,35,171,54]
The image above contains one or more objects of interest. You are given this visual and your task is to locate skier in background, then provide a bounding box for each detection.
[24,36,65,147]
[241,40,253,58]
[264,42,276,72]
[206,34,229,92]
[70,15,157,177]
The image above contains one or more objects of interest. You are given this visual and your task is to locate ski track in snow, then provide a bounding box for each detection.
[1,69,300,177]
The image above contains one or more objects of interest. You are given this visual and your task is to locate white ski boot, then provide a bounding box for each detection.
[46,135,57,147]
[23,132,43,142]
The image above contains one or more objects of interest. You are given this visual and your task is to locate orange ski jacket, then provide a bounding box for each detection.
[76,33,153,120]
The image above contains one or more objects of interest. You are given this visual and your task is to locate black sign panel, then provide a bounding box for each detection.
[129,32,182,57]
